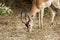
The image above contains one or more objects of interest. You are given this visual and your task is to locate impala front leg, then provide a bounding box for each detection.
[40,8,44,29]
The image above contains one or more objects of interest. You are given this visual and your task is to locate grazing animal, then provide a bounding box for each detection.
[21,0,60,32]
[27,0,53,32]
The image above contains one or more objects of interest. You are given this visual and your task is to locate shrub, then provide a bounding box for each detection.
[0,3,13,16]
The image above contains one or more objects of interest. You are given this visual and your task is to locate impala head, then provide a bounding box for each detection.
[21,11,32,28]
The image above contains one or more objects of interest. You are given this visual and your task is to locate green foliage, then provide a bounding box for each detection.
[0,3,13,16]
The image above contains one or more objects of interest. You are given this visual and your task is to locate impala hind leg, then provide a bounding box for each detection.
[48,7,56,25]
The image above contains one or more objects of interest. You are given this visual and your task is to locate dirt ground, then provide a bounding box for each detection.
[0,7,60,40]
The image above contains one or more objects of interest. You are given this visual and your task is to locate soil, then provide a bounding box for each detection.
[0,8,60,40]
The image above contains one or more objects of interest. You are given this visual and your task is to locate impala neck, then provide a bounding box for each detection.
[29,4,39,18]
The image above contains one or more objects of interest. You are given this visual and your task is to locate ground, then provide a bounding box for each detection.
[0,7,60,40]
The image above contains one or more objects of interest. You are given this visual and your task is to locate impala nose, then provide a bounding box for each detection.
[25,21,30,28]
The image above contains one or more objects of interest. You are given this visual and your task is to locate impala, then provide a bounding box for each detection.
[21,0,60,32]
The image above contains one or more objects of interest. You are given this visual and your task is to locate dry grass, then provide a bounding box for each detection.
[0,8,60,40]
